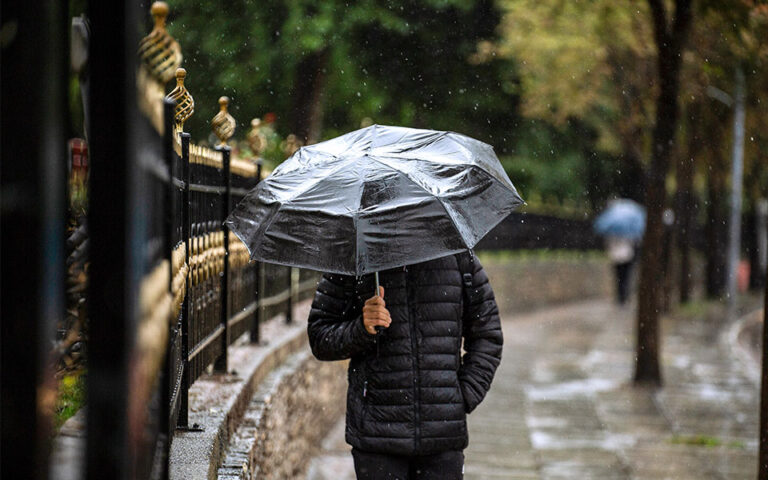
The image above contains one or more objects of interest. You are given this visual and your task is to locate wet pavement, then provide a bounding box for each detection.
[305,300,760,480]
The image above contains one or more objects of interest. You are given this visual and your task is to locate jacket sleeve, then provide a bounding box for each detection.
[458,258,503,413]
[307,273,376,361]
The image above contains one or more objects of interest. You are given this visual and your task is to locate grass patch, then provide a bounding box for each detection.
[669,434,745,449]
[676,300,713,317]
[477,249,606,264]
[54,372,86,430]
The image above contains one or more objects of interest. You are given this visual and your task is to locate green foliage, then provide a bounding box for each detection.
[165,0,599,205]
[669,435,745,449]
[159,0,696,213]
[167,0,522,151]
[54,373,86,431]
[477,249,605,265]
[337,1,522,152]
[500,119,621,212]
[495,0,655,154]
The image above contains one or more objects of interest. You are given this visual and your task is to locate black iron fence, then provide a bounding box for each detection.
[475,211,603,251]
[160,86,319,459]
[81,3,319,478]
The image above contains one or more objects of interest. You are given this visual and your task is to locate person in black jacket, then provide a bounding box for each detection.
[307,252,503,480]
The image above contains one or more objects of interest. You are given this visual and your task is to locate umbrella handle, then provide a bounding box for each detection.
[374,271,383,338]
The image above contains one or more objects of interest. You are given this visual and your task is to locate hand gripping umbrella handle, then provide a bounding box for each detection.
[374,271,383,337]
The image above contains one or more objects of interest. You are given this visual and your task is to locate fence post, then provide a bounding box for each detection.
[287,267,299,324]
[254,263,266,342]
[215,145,231,372]
[250,160,263,343]
[761,259,768,478]
[161,98,175,479]
[178,132,191,428]
[1,1,67,477]
[212,96,235,373]
[86,0,148,476]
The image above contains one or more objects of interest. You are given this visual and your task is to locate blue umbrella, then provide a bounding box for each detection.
[593,199,646,240]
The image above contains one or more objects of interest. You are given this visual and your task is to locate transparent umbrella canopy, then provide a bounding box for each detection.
[225,124,524,279]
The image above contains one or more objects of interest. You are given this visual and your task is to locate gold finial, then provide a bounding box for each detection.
[139,2,183,84]
[165,68,195,130]
[247,118,267,156]
[282,133,303,158]
[211,96,236,146]
[151,1,169,20]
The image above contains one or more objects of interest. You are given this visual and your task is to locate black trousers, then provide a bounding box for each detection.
[615,261,633,304]
[352,448,464,480]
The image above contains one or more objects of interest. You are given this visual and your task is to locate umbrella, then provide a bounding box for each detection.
[593,199,646,240]
[225,124,524,279]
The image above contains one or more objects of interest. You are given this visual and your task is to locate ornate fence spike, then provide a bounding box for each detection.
[282,133,303,158]
[247,118,267,156]
[139,1,183,84]
[165,68,194,131]
[212,96,236,146]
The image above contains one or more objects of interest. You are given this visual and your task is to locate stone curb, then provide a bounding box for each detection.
[728,308,763,387]
[170,302,312,480]
[216,351,310,479]
[50,409,87,480]
[217,349,347,480]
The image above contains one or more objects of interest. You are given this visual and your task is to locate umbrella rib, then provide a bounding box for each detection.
[244,199,283,257]
[432,195,472,249]
[369,153,517,196]
[276,156,357,203]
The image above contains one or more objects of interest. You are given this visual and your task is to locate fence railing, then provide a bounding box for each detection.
[81,3,319,478]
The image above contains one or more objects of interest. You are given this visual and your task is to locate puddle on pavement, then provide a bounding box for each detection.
[525,378,619,401]
[530,431,637,451]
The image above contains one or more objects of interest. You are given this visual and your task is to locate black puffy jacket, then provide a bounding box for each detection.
[307,253,502,456]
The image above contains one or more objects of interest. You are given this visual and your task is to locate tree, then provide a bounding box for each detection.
[494,0,657,205]
[634,0,693,385]
[167,0,521,148]
[676,1,768,299]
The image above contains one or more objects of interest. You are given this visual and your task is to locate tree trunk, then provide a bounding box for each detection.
[753,199,768,290]
[676,104,700,303]
[635,0,693,386]
[661,219,676,313]
[291,49,330,145]
[759,263,768,478]
[706,157,729,298]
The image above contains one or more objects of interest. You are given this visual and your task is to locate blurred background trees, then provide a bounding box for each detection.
[163,0,766,217]
[144,0,768,382]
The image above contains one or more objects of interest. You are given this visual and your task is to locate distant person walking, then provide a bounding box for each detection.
[307,253,503,480]
[593,199,646,306]
[606,235,636,304]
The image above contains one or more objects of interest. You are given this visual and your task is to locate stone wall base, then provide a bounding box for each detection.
[218,352,347,479]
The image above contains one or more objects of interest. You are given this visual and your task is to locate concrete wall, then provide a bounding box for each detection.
[478,252,614,314]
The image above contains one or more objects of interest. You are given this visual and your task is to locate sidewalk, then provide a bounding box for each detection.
[306,300,759,480]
